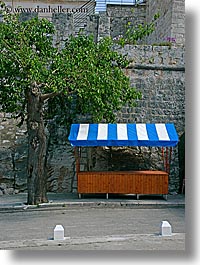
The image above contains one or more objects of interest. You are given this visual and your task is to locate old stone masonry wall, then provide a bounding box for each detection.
[115,44,185,133]
[0,44,185,195]
[52,0,185,45]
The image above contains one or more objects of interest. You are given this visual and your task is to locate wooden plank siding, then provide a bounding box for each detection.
[77,171,168,196]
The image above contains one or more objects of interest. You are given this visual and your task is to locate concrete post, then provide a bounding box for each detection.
[54,225,65,240]
[160,221,172,236]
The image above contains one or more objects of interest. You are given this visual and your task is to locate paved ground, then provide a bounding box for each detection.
[0,193,185,251]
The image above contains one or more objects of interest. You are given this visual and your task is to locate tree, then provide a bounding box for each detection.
[0,2,141,204]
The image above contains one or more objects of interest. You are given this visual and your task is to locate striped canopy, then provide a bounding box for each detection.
[68,123,179,147]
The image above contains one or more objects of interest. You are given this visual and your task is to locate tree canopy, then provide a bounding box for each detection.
[0,2,141,126]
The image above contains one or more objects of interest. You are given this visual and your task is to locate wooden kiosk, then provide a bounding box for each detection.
[68,123,179,199]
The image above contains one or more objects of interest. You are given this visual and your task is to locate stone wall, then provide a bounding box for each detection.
[86,0,185,45]
[0,113,27,191]
[45,122,76,193]
[107,4,146,39]
[115,44,185,134]
[0,44,184,194]
[49,0,185,45]
[145,0,185,45]
[171,0,185,44]
[0,115,76,193]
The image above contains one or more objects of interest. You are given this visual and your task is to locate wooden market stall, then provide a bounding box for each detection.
[68,123,179,199]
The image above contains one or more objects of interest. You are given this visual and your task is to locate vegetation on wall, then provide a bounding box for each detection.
[113,13,160,46]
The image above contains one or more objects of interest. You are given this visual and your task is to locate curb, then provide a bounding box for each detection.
[0,200,185,212]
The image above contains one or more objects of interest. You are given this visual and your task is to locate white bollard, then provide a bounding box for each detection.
[54,225,65,240]
[160,221,172,236]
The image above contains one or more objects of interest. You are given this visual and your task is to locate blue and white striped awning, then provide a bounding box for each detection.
[68,123,179,147]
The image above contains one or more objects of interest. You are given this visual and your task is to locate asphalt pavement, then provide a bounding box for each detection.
[0,192,185,251]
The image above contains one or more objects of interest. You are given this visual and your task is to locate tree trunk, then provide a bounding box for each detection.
[26,84,48,205]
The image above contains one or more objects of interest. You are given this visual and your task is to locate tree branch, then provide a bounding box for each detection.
[40,92,60,101]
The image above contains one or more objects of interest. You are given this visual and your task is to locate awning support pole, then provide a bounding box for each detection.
[162,147,164,170]
[74,147,80,173]
[166,147,168,173]
[164,147,172,174]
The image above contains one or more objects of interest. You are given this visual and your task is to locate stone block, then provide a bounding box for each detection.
[54,225,65,240]
[160,221,172,236]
